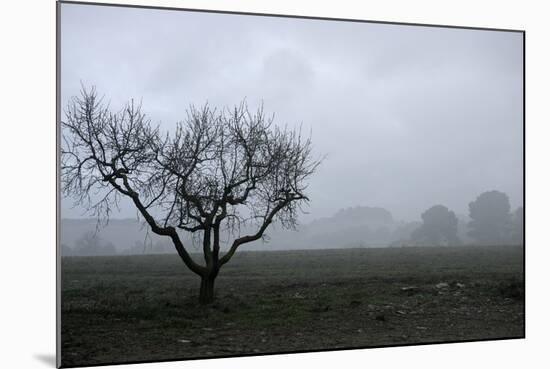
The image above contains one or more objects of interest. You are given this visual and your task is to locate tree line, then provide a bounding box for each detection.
[408,190,523,247]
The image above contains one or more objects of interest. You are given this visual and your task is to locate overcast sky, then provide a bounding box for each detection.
[60,3,523,223]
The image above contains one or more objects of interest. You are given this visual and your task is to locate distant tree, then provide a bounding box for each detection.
[467,190,512,245]
[388,221,422,247]
[510,206,524,244]
[74,231,117,256]
[61,87,321,304]
[410,205,460,246]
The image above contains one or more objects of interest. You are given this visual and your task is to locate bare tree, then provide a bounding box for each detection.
[61,87,322,304]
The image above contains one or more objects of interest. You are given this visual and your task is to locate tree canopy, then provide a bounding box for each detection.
[468,190,512,245]
[410,205,460,246]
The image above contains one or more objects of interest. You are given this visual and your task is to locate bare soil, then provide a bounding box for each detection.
[61,245,524,367]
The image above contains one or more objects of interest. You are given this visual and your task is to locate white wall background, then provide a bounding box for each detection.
[0,0,548,368]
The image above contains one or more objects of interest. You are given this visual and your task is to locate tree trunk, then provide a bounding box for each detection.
[199,274,216,305]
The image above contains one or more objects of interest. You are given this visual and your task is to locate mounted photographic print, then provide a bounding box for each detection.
[57,1,525,367]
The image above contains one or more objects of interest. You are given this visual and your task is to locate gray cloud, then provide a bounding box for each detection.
[60,3,523,222]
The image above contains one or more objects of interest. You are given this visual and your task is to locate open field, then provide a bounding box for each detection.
[61,245,524,367]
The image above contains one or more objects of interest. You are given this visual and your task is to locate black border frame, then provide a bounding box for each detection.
[56,1,526,368]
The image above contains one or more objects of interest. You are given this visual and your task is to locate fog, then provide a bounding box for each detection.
[60,3,523,251]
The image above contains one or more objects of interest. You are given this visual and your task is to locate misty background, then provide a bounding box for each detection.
[60,4,523,255]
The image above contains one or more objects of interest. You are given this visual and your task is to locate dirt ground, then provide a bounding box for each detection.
[61,245,524,367]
